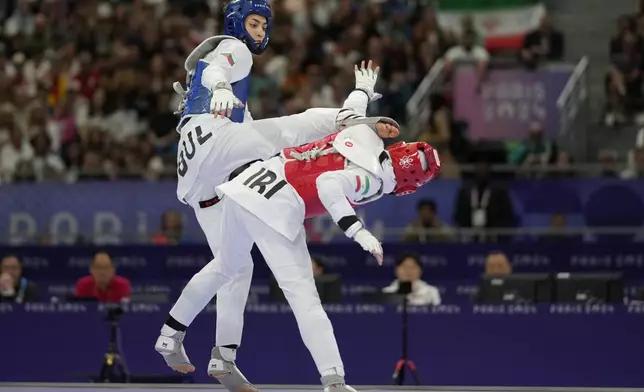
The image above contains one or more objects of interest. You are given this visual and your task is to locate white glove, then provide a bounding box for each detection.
[354,60,382,102]
[210,82,244,118]
[353,228,383,265]
[172,81,188,115]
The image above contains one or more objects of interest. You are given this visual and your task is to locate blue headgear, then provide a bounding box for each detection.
[224,0,272,55]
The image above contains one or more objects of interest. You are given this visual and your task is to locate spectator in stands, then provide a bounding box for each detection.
[611,15,638,55]
[0,255,39,303]
[3,0,35,39]
[0,105,12,144]
[419,94,452,153]
[443,29,489,91]
[13,160,36,182]
[598,149,621,177]
[453,162,516,242]
[636,14,644,44]
[151,209,183,245]
[606,30,644,127]
[510,121,557,174]
[0,1,447,182]
[148,91,179,159]
[621,146,644,178]
[75,251,131,303]
[550,150,575,178]
[458,14,483,46]
[418,8,450,58]
[484,252,513,276]
[382,253,441,306]
[0,124,33,182]
[542,213,578,243]
[520,14,564,69]
[403,199,453,243]
[30,132,65,181]
[636,0,644,19]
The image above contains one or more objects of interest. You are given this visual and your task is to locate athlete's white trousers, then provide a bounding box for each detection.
[171,198,344,375]
[169,201,253,349]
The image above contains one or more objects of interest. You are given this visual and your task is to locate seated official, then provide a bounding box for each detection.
[75,252,131,303]
[0,255,40,303]
[382,253,441,306]
[484,252,513,276]
[474,251,514,303]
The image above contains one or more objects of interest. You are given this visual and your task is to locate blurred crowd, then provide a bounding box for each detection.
[0,0,475,184]
[2,0,621,185]
[606,2,644,179]
[606,2,644,128]
[0,0,642,183]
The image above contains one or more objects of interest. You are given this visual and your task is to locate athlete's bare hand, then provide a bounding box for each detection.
[376,122,400,139]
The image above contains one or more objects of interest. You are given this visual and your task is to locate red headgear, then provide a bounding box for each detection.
[386,142,441,196]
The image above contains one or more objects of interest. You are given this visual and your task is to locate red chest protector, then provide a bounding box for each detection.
[282,132,347,218]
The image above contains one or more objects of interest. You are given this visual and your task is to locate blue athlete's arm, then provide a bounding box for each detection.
[251,90,371,153]
[201,39,253,89]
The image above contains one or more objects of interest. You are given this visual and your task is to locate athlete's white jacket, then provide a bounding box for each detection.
[175,37,374,208]
[216,125,395,240]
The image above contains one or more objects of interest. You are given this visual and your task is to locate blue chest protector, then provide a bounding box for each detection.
[181,60,250,124]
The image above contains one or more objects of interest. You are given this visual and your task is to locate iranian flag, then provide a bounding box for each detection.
[437,0,546,50]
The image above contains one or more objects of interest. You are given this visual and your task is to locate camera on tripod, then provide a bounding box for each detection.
[362,279,420,385]
[97,305,129,383]
[105,306,124,323]
[391,279,420,386]
[397,281,412,295]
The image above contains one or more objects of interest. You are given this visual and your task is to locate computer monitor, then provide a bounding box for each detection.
[362,292,406,304]
[362,281,412,304]
[269,274,342,304]
[129,293,169,303]
[554,272,623,304]
[477,273,553,304]
[65,295,99,303]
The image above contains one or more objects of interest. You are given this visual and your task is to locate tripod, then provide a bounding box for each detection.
[391,282,420,385]
[98,314,130,383]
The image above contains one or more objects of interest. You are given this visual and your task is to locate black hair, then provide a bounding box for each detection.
[462,28,476,39]
[161,209,181,230]
[486,251,508,260]
[91,251,113,266]
[395,252,422,269]
[417,199,436,212]
[1,255,21,269]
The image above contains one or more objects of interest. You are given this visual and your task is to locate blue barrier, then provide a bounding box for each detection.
[1,303,643,387]
[8,243,644,282]
[4,179,644,243]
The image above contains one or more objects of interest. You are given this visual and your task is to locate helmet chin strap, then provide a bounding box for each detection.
[418,151,428,172]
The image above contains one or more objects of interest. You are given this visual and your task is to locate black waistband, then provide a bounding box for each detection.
[198,159,262,209]
[199,196,220,209]
[229,159,261,181]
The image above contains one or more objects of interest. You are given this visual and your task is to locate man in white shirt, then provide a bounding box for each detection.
[0,126,34,182]
[444,29,490,91]
[382,253,441,306]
